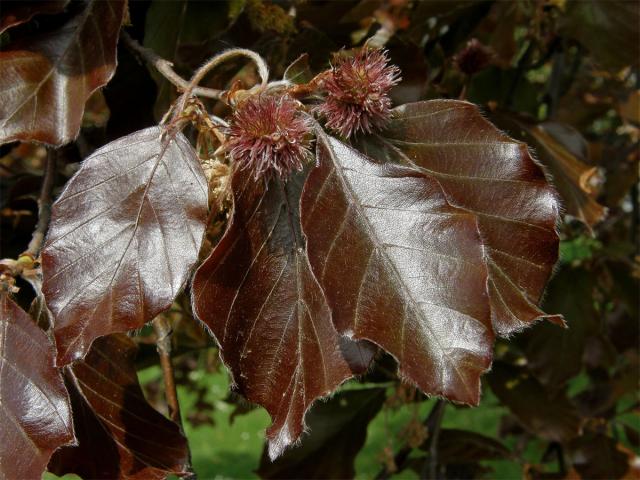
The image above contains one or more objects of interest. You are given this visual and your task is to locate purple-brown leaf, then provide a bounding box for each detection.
[191,167,374,459]
[375,100,563,335]
[42,126,208,365]
[48,334,190,479]
[257,387,386,479]
[301,130,493,405]
[0,0,125,146]
[0,294,75,479]
[491,114,607,230]
[487,361,582,443]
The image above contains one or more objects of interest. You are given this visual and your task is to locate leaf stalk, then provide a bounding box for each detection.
[25,148,56,257]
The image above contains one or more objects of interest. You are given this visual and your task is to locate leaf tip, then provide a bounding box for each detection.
[55,338,87,368]
[546,313,567,328]
[267,425,294,461]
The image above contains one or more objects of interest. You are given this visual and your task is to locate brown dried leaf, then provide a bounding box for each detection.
[302,129,494,405]
[0,293,74,479]
[619,91,640,125]
[0,0,125,146]
[191,167,374,459]
[42,126,208,365]
[493,114,607,229]
[48,334,190,479]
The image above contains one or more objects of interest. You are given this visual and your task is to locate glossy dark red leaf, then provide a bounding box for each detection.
[0,293,75,480]
[0,0,125,146]
[191,167,375,459]
[302,129,494,405]
[371,100,563,335]
[42,126,208,365]
[487,361,582,443]
[521,266,598,389]
[48,334,190,479]
[257,387,386,479]
[491,114,607,230]
[0,1,69,34]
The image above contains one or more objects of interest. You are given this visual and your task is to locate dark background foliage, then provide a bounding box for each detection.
[1,1,638,479]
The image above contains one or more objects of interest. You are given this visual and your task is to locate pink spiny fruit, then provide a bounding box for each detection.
[226,94,313,179]
[316,48,401,138]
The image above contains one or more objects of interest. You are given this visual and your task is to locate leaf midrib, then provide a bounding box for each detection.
[320,133,478,399]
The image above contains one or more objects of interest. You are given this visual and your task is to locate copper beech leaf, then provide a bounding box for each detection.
[0,294,75,480]
[487,361,582,443]
[42,126,208,366]
[0,0,125,146]
[522,122,607,228]
[257,387,386,479]
[302,129,494,405]
[48,334,190,479]
[368,100,564,335]
[492,114,607,230]
[191,167,375,460]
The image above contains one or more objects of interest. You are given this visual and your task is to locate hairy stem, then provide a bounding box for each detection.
[175,47,270,115]
[25,149,56,257]
[152,316,197,478]
[152,316,183,425]
[120,31,223,99]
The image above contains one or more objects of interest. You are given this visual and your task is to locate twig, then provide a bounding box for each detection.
[25,149,56,257]
[184,48,268,100]
[559,44,583,100]
[375,444,411,480]
[120,30,223,100]
[546,47,565,119]
[505,40,534,109]
[152,316,197,478]
[152,315,183,425]
[421,400,446,480]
